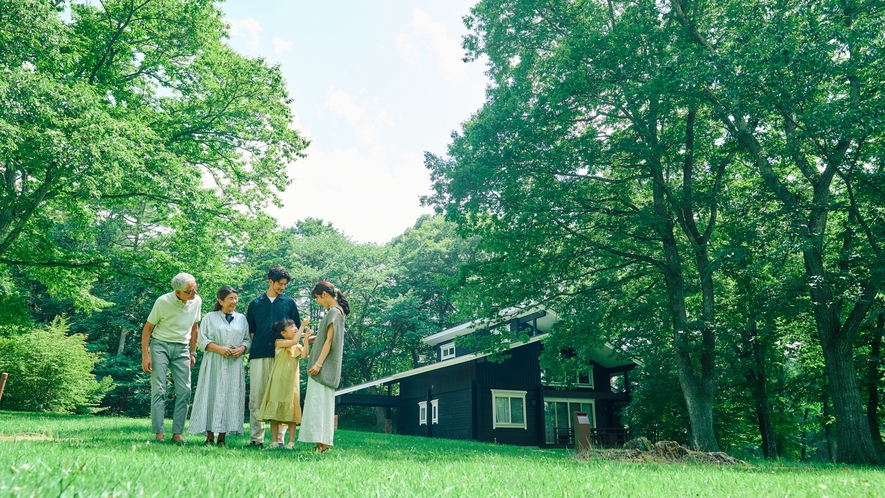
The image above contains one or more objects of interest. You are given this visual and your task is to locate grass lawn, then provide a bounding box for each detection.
[1,411,883,497]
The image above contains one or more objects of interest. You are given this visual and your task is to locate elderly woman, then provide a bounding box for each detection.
[188,286,250,446]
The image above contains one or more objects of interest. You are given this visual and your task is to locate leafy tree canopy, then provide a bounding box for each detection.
[0,0,307,304]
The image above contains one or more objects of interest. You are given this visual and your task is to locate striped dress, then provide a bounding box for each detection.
[188,311,250,435]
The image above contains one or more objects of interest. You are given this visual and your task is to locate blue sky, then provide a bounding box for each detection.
[221,1,488,244]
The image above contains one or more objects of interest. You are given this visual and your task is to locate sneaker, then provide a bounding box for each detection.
[267,442,284,450]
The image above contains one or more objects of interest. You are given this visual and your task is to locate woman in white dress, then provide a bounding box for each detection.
[298,281,349,452]
[188,286,250,446]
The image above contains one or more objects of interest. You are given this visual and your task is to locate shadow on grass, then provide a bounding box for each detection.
[1,410,564,464]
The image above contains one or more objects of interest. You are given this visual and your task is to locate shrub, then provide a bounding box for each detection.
[0,316,112,413]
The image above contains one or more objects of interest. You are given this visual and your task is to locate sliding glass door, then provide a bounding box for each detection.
[543,398,595,444]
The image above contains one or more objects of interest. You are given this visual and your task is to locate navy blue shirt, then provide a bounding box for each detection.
[246,293,302,360]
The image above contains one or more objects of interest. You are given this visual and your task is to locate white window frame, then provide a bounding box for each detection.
[418,401,427,426]
[431,399,439,424]
[491,389,527,430]
[541,365,595,389]
[576,364,595,389]
[440,342,456,360]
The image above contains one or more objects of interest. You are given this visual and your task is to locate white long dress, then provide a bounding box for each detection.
[188,311,250,435]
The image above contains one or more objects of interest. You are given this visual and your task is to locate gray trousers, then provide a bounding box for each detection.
[248,357,274,442]
[150,339,192,435]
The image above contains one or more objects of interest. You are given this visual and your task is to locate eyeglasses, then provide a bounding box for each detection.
[179,285,198,296]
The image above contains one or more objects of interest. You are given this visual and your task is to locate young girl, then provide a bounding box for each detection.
[258,318,311,449]
[298,281,349,452]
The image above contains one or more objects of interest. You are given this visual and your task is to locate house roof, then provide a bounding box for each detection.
[336,307,638,397]
[335,334,548,396]
[422,306,560,346]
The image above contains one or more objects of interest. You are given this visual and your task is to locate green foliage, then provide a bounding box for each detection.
[426,0,885,462]
[0,0,307,303]
[0,317,112,413]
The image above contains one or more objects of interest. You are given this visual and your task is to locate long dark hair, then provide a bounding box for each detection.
[212,286,238,312]
[311,281,350,315]
[272,319,296,340]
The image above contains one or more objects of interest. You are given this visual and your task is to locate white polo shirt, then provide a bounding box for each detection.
[146,292,203,344]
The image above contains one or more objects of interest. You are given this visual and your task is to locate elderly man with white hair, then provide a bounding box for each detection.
[141,272,203,444]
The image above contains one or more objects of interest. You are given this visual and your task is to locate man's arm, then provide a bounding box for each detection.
[189,322,198,368]
[141,322,155,373]
[246,300,257,342]
[290,299,302,329]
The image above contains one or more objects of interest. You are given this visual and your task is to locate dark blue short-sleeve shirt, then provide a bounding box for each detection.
[246,293,302,360]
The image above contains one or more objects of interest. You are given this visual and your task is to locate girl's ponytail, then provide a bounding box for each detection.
[335,290,350,316]
[311,281,350,316]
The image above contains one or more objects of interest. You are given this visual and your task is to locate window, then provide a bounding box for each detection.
[577,365,594,388]
[440,342,456,360]
[431,399,439,424]
[541,365,594,389]
[418,401,427,425]
[491,389,527,429]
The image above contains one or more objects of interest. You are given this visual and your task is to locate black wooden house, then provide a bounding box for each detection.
[335,308,638,447]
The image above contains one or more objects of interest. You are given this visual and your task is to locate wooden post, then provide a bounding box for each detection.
[0,372,8,402]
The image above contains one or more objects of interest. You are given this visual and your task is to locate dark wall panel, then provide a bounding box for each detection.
[397,389,473,440]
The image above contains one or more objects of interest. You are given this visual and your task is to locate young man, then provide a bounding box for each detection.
[246,266,303,447]
[141,272,202,445]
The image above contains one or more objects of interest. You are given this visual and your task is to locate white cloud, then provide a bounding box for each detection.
[409,8,467,83]
[226,18,263,51]
[320,88,395,147]
[272,37,293,55]
[395,31,420,65]
[270,146,433,244]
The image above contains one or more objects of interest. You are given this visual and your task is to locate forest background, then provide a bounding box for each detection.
[0,0,883,467]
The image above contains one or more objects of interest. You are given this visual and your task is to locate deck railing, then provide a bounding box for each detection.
[552,427,630,448]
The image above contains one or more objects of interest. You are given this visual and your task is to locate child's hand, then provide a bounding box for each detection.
[302,318,310,327]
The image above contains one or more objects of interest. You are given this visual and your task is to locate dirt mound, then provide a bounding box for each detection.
[574,439,746,465]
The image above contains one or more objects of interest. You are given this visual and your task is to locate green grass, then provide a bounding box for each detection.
[1,411,883,497]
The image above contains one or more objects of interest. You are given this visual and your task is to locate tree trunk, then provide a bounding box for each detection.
[747,323,777,459]
[867,313,884,453]
[366,385,389,429]
[808,246,883,464]
[801,408,810,461]
[653,169,719,452]
[820,338,883,464]
[822,395,835,462]
[116,328,128,356]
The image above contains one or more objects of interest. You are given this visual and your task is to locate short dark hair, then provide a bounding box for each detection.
[267,266,290,283]
[272,319,296,340]
[211,286,238,312]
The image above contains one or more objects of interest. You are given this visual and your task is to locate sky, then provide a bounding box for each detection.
[220,1,489,244]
